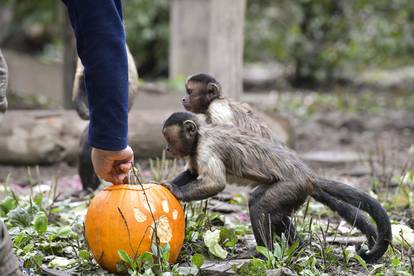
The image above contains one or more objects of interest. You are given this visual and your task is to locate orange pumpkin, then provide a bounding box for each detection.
[84,184,185,273]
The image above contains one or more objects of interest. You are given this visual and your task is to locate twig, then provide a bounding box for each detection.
[131,166,163,272]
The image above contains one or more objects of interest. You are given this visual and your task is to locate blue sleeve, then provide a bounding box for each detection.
[63,0,128,151]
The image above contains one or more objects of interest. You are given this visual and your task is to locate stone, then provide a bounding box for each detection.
[266,268,295,276]
[208,199,242,213]
[201,259,251,275]
[300,151,366,165]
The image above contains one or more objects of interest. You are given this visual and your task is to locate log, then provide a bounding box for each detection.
[0,110,86,165]
[0,108,294,165]
[0,110,170,165]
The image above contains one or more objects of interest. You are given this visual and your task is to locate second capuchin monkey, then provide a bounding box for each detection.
[161,112,392,263]
[183,73,274,140]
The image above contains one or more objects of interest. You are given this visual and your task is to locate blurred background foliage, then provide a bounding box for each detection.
[0,0,413,85]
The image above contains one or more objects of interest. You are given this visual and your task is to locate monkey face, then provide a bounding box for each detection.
[163,124,197,158]
[162,125,189,158]
[182,81,210,114]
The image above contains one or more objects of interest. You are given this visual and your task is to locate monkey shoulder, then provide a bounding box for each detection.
[207,98,235,125]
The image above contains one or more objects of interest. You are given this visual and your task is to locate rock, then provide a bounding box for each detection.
[40,267,71,276]
[235,234,257,259]
[201,259,251,275]
[300,151,366,165]
[208,199,241,213]
[266,268,295,276]
[324,236,366,245]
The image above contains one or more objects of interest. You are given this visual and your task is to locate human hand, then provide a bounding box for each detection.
[91,146,134,184]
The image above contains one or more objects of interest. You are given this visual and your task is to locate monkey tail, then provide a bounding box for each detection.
[311,177,392,263]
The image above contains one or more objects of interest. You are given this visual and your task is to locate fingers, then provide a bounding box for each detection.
[112,172,128,184]
[91,145,135,185]
[118,162,133,173]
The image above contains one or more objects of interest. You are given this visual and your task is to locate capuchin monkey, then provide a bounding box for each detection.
[161,112,392,263]
[182,74,389,258]
[183,73,274,140]
[73,45,139,191]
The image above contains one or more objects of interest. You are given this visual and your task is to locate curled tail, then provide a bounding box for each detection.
[311,177,392,263]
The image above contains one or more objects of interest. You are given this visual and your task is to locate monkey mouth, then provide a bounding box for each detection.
[182,102,192,111]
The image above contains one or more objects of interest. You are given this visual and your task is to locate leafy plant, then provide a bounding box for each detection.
[117,244,177,276]
[0,180,97,273]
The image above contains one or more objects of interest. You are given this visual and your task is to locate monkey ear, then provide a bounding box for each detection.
[206,82,221,101]
[183,120,198,137]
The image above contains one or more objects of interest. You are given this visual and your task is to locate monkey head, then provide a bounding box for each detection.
[162,112,200,158]
[183,73,221,114]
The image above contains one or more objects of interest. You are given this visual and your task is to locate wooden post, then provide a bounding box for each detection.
[170,0,246,100]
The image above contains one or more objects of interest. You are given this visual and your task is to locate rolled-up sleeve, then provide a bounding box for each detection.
[63,0,128,151]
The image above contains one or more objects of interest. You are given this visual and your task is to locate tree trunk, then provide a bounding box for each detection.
[170,0,246,100]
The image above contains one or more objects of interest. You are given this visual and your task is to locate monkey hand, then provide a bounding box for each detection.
[160,181,184,200]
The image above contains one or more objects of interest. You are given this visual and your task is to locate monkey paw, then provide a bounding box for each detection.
[160,180,173,190]
[160,181,184,200]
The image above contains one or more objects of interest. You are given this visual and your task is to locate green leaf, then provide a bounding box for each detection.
[353,255,368,271]
[391,257,401,267]
[118,249,133,265]
[140,251,154,267]
[234,258,266,276]
[161,243,170,263]
[33,211,48,234]
[191,253,204,268]
[0,196,18,214]
[56,225,73,238]
[220,228,238,248]
[203,230,228,259]
[273,242,282,261]
[256,246,271,258]
[33,254,43,267]
[8,206,31,227]
[33,193,43,207]
[78,249,90,260]
[286,240,300,258]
